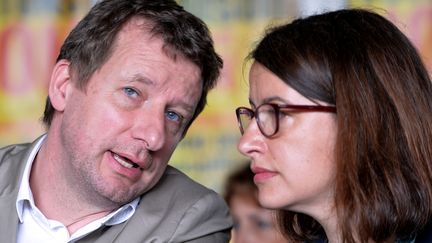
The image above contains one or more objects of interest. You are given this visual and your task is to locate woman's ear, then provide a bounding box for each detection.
[48,60,73,112]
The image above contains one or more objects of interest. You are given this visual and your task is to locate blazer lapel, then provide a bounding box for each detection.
[0,136,45,242]
[0,194,20,242]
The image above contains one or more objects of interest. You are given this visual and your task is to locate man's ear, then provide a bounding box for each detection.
[48,60,73,112]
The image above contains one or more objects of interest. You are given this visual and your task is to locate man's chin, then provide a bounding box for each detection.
[91,180,141,205]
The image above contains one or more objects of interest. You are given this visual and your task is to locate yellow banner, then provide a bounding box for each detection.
[1,0,431,191]
[349,0,432,71]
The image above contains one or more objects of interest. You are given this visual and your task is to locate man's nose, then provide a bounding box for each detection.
[130,107,166,151]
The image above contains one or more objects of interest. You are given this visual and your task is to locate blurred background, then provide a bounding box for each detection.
[1,0,431,192]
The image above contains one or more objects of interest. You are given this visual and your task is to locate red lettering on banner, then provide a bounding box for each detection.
[41,25,62,90]
[0,23,34,94]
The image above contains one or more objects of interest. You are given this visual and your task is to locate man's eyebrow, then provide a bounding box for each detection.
[129,74,154,85]
[129,74,197,115]
[167,98,196,119]
[179,102,195,115]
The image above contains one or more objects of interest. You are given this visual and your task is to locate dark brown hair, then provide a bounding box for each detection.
[223,162,258,206]
[43,0,222,133]
[249,8,432,242]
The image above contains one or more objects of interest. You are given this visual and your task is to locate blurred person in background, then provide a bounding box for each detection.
[0,0,232,242]
[235,8,432,243]
[224,162,289,243]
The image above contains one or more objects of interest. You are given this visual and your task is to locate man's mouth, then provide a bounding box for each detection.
[113,153,141,170]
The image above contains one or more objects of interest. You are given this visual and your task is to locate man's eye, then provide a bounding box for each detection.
[165,111,182,122]
[123,87,139,97]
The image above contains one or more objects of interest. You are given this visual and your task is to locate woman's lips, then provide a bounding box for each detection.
[251,166,277,183]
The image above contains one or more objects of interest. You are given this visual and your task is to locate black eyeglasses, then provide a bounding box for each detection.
[235,103,336,137]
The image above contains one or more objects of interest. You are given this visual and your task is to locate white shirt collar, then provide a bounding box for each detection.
[15,134,139,226]
[16,135,46,222]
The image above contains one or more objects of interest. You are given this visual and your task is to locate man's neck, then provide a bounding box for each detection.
[29,135,116,235]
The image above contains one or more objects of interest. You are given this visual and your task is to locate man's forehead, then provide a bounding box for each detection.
[117,17,196,68]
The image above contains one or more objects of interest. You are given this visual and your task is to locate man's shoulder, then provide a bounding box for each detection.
[110,165,232,242]
[158,165,214,195]
[0,142,32,173]
[0,142,32,196]
[0,142,31,162]
[137,165,225,212]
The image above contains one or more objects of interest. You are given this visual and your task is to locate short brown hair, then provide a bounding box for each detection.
[43,0,222,132]
[223,162,258,206]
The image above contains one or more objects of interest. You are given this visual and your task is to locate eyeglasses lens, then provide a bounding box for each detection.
[257,104,277,136]
[238,109,253,134]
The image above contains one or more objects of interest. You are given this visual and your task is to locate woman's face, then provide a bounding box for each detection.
[230,195,288,243]
[237,61,338,218]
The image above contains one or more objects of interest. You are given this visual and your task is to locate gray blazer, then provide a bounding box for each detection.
[0,138,232,242]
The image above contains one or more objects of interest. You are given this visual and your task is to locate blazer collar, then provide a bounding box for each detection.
[0,135,46,242]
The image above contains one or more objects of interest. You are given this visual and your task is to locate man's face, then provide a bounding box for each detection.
[53,18,202,206]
